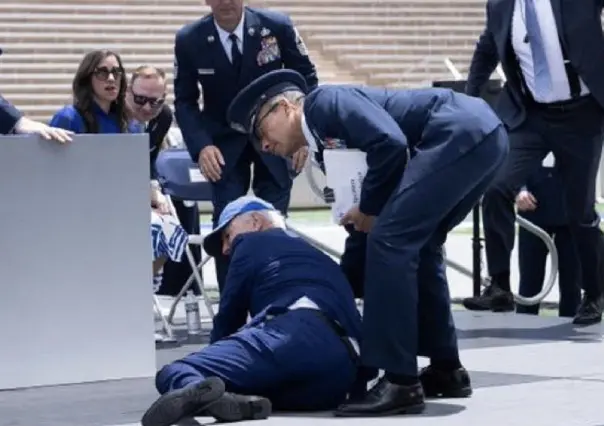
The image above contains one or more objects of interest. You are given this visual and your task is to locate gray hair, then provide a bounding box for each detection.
[240,210,286,229]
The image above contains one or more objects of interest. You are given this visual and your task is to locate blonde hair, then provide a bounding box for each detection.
[130,65,167,87]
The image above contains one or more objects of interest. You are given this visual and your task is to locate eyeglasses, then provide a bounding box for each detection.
[131,91,165,108]
[93,67,124,81]
[253,102,281,142]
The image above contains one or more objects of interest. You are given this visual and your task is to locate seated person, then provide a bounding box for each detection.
[126,65,203,296]
[142,196,365,426]
[515,156,581,318]
[49,49,142,134]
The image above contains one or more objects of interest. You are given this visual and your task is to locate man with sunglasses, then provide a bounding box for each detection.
[174,0,318,291]
[127,66,203,297]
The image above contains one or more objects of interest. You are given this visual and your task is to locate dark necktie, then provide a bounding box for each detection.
[229,33,242,75]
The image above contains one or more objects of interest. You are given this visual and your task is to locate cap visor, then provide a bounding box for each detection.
[202,227,224,258]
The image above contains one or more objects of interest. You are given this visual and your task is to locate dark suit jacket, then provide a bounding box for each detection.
[148,104,173,178]
[174,7,318,182]
[466,0,604,129]
[0,95,23,135]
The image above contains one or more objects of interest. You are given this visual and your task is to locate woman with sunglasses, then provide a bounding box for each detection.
[49,49,140,134]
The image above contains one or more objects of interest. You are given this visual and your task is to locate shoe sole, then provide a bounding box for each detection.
[141,377,226,426]
[423,386,473,398]
[333,402,425,417]
[207,395,272,422]
[572,317,602,326]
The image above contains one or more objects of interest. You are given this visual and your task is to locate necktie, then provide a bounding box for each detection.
[229,33,242,75]
[524,0,552,97]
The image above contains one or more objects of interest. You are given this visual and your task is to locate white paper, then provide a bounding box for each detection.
[323,149,368,223]
[188,168,206,183]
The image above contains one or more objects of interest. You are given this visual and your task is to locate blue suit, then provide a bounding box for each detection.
[517,167,581,317]
[155,228,360,410]
[174,7,318,290]
[302,86,508,375]
[49,104,143,134]
[0,95,23,135]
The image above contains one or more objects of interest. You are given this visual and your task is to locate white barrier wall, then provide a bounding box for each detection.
[0,134,156,390]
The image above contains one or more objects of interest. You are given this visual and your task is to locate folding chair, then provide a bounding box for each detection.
[153,147,216,334]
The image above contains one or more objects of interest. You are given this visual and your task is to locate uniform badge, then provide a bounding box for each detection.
[207,35,215,43]
[248,27,255,36]
[257,36,281,66]
[294,27,309,56]
[260,27,271,37]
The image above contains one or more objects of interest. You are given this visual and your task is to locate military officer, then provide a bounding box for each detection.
[143,196,364,426]
[173,0,318,291]
[227,69,509,416]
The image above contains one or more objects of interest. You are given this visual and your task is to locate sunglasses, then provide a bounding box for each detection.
[93,66,124,81]
[131,91,166,108]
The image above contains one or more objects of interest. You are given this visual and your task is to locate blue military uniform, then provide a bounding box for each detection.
[0,48,23,135]
[155,196,361,412]
[227,70,509,415]
[0,95,22,135]
[174,7,318,291]
[517,164,581,317]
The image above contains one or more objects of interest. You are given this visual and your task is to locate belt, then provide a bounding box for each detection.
[529,95,595,113]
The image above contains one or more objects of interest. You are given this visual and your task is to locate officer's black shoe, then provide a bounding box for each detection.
[462,284,515,312]
[572,296,602,326]
[419,366,472,398]
[333,377,425,417]
[201,392,272,423]
[141,377,226,426]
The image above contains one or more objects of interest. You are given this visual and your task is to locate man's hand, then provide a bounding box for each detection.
[340,205,375,233]
[291,146,309,173]
[151,192,171,215]
[516,189,537,211]
[198,145,225,182]
[14,117,72,143]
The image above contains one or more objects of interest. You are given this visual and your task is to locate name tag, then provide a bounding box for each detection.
[197,68,215,75]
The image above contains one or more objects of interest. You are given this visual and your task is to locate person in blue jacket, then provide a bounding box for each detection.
[0,48,72,141]
[142,195,365,426]
[49,49,142,134]
[515,156,581,317]
[227,69,509,416]
[173,0,318,291]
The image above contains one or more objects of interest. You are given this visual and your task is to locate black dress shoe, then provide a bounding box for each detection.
[201,392,272,423]
[419,366,472,398]
[573,296,602,326]
[141,377,226,426]
[462,284,515,312]
[334,377,425,417]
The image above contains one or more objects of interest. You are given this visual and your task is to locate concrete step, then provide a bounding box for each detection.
[339,51,474,63]
[254,0,486,6]
[0,3,209,14]
[309,33,479,43]
[323,42,477,53]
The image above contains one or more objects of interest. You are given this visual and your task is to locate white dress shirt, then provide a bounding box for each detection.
[511,0,589,103]
[214,14,245,63]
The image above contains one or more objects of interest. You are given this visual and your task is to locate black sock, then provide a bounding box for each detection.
[430,358,462,371]
[492,271,510,292]
[385,372,419,386]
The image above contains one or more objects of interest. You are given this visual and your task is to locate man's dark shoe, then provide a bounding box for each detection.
[419,366,472,398]
[572,296,602,326]
[141,377,226,426]
[334,377,425,417]
[201,392,272,423]
[462,284,514,312]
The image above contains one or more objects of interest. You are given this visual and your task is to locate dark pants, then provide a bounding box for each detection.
[361,128,508,375]
[483,97,604,299]
[155,309,356,411]
[341,225,367,299]
[517,226,581,317]
[212,145,292,292]
[156,199,202,296]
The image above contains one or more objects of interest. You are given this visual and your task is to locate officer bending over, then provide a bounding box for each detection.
[227,70,509,416]
[142,195,365,426]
